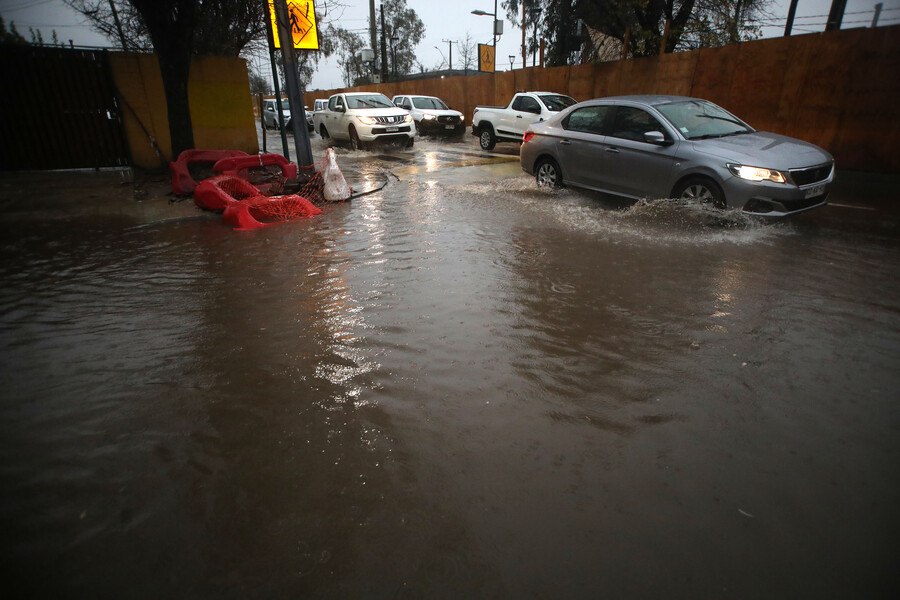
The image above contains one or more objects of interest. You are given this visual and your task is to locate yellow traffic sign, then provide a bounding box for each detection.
[478,43,495,73]
[268,0,320,50]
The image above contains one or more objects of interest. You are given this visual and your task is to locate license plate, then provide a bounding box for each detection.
[444,125,455,129]
[385,126,398,132]
[804,184,825,198]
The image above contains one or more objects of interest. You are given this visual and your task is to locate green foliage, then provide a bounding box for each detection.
[381,0,426,77]
[501,0,771,65]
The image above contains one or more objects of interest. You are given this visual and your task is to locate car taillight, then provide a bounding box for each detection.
[523,131,534,144]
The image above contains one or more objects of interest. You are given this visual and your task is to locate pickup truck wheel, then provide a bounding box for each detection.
[405,136,414,148]
[319,125,329,139]
[479,127,496,151]
[535,158,563,188]
[349,126,365,151]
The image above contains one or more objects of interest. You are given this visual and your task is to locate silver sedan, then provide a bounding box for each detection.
[520,95,834,217]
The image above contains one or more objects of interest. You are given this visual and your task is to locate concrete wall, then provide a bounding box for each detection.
[305,25,900,172]
[109,53,258,169]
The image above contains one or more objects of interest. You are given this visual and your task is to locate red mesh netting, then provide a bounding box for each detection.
[191,149,352,230]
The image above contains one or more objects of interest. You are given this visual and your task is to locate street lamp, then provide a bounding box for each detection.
[509,55,515,70]
[390,35,399,80]
[471,1,500,46]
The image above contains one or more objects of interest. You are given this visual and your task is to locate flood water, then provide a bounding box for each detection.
[2,140,899,598]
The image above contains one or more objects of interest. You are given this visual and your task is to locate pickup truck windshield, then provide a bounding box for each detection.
[412,97,449,110]
[539,94,577,111]
[347,94,394,109]
[657,100,754,140]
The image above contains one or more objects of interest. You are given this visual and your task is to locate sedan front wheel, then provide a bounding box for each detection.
[674,177,726,209]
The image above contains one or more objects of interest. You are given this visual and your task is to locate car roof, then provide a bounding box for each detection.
[585,95,701,106]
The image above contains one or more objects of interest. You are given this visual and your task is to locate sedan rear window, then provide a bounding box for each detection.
[564,105,610,135]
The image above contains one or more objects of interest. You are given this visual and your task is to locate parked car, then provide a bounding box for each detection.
[472,91,576,151]
[262,98,313,132]
[392,95,465,136]
[520,95,834,217]
[313,98,328,112]
[313,92,415,149]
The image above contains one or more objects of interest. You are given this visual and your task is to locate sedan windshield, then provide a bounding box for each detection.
[347,94,395,109]
[539,94,577,112]
[657,100,753,140]
[412,97,449,110]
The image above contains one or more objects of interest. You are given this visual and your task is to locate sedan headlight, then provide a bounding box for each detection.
[357,116,379,125]
[727,163,786,184]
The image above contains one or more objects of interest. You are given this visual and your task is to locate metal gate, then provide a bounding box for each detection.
[0,44,130,171]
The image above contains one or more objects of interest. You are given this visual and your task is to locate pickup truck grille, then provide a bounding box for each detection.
[373,115,406,125]
[437,115,461,125]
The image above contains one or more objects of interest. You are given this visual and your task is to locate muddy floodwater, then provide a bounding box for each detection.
[1,139,899,598]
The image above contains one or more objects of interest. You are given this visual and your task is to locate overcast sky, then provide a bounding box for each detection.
[2,0,897,91]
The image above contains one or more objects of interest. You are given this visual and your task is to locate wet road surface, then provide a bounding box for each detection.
[1,135,899,598]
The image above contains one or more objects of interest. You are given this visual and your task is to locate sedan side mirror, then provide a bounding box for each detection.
[644,131,672,145]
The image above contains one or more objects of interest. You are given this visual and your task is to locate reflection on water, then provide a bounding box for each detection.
[1,161,899,597]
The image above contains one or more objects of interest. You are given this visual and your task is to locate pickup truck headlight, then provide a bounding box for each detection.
[357,116,379,125]
[422,114,435,120]
[403,114,413,123]
[727,163,786,184]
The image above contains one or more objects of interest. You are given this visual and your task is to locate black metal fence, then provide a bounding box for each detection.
[0,44,130,171]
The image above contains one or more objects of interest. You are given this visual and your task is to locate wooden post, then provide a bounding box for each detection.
[622,27,631,61]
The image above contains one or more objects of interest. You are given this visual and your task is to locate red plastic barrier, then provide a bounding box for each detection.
[193,174,261,211]
[170,149,248,196]
[213,153,298,181]
[223,194,323,231]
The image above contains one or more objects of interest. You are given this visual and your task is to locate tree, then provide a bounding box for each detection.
[501,0,771,64]
[248,71,272,95]
[381,0,425,78]
[0,15,27,44]
[65,1,347,157]
[331,26,367,86]
[457,33,477,74]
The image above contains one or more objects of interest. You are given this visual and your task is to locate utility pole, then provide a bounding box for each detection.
[380,5,388,82]
[784,0,799,36]
[273,0,313,166]
[826,0,849,31]
[441,39,454,70]
[263,0,290,159]
[369,0,378,69]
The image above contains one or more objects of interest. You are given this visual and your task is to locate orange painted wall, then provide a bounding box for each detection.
[109,53,258,169]
[305,25,900,171]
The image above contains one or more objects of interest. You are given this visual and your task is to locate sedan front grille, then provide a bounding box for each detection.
[790,162,833,186]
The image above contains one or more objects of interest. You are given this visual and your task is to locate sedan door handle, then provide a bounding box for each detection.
[605,147,620,154]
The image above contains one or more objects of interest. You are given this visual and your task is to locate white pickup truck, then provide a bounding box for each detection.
[313,92,416,150]
[471,91,577,151]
